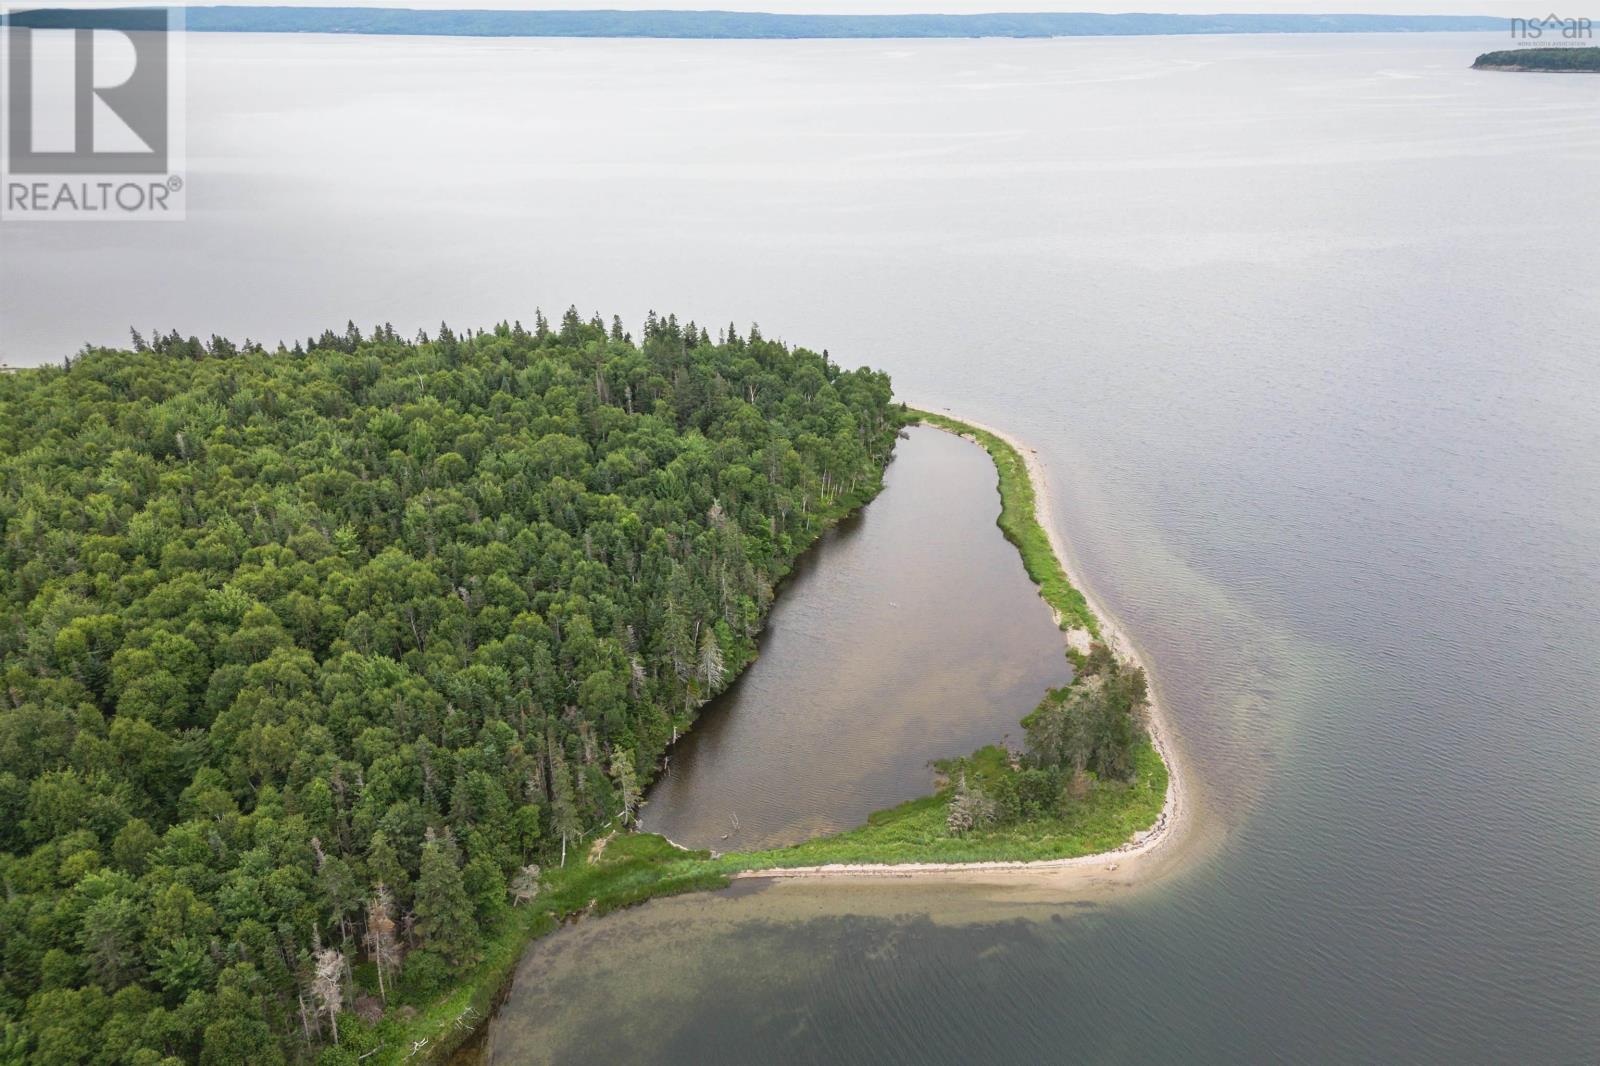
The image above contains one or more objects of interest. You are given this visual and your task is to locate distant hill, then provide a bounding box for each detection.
[3,6,1512,40]
[1473,46,1600,70]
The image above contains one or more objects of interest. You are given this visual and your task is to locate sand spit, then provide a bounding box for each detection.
[732,409,1189,888]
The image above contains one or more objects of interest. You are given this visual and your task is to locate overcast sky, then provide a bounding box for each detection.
[39,0,1588,22]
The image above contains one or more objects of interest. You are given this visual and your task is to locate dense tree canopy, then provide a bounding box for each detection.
[0,309,898,1063]
[1473,46,1600,70]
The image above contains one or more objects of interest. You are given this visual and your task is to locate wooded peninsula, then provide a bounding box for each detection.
[1473,46,1600,71]
[0,320,1168,1065]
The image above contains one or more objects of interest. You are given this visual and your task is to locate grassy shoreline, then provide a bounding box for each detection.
[718,738,1166,869]
[914,409,1098,636]
[400,408,1168,1065]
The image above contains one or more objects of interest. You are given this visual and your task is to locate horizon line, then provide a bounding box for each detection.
[1,7,1522,40]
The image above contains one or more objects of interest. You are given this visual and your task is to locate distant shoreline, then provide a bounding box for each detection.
[3,6,1512,41]
[1473,46,1600,71]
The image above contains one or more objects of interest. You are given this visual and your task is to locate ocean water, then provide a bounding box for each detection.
[5,30,1598,1063]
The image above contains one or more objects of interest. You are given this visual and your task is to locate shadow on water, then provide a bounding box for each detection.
[640,499,869,789]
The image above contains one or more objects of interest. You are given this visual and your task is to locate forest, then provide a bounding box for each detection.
[0,310,899,1064]
[1472,46,1600,71]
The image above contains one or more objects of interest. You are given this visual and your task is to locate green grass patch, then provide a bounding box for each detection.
[717,737,1166,868]
[911,409,1098,636]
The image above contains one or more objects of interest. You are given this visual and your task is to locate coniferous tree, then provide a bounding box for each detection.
[365,831,410,907]
[548,751,582,866]
[414,830,479,966]
[699,627,725,692]
[610,750,640,825]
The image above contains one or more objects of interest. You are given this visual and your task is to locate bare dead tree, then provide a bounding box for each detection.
[510,864,542,906]
[311,947,346,1045]
[364,884,401,1003]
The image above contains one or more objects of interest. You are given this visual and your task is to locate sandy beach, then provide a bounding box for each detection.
[732,409,1189,889]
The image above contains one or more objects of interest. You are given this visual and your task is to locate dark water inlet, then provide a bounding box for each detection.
[639,424,1067,852]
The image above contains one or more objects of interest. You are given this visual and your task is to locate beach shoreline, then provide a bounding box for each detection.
[732,408,1188,886]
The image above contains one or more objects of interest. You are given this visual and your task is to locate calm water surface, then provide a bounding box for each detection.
[5,30,1599,1064]
[640,424,1065,851]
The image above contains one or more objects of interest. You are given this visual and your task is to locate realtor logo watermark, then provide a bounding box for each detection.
[1,5,185,220]
[1510,12,1593,44]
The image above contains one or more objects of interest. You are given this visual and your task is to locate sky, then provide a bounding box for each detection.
[27,1,1588,20]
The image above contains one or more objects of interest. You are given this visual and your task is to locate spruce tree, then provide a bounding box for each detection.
[610,749,640,825]
[365,830,410,907]
[413,830,480,966]
[548,751,582,866]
